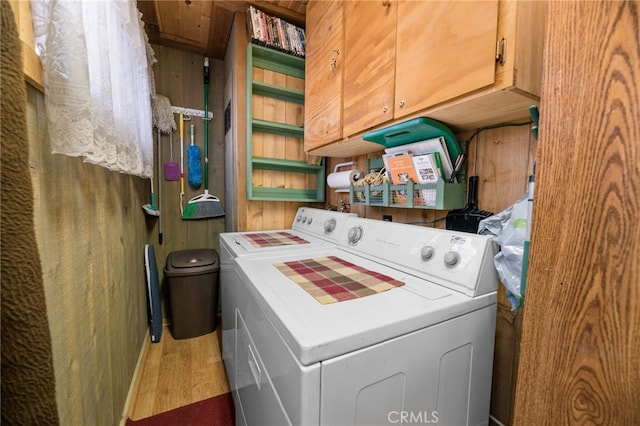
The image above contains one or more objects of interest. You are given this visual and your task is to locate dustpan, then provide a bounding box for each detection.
[164,130,180,181]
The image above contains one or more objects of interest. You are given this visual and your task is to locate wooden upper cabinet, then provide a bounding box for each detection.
[342,0,499,139]
[304,0,344,152]
[342,0,397,138]
[304,0,546,157]
[395,0,499,118]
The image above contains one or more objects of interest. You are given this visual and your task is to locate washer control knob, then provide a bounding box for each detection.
[307,217,313,225]
[302,216,307,223]
[324,218,336,233]
[296,215,302,222]
[421,246,435,261]
[348,226,363,244]
[444,251,460,267]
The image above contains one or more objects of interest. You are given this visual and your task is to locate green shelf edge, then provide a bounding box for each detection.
[251,118,304,139]
[249,186,325,202]
[253,81,304,104]
[252,157,324,173]
[250,43,305,78]
[252,118,304,138]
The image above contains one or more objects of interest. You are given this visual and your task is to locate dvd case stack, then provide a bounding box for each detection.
[246,5,305,57]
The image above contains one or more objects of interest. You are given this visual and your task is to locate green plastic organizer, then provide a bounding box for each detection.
[363,117,463,163]
[349,180,465,210]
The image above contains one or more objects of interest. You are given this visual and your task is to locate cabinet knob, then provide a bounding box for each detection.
[399,100,405,107]
[382,0,391,7]
[382,105,388,113]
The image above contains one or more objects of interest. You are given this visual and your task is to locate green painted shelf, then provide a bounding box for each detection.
[251,44,305,78]
[252,157,324,173]
[246,43,325,202]
[252,81,304,104]
[251,119,304,139]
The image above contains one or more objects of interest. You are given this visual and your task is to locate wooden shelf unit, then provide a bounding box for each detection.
[246,43,325,202]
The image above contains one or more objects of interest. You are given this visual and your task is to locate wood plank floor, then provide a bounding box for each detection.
[128,325,230,421]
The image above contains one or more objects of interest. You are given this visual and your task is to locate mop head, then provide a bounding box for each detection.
[187,144,202,187]
[142,191,159,216]
[142,204,159,217]
[182,191,225,220]
[152,94,176,133]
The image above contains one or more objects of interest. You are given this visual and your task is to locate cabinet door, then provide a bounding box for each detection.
[395,0,499,118]
[343,0,397,138]
[304,0,344,152]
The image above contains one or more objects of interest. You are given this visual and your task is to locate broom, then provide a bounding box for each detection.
[181,57,225,220]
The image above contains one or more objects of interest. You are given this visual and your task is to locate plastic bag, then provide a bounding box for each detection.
[478,193,529,310]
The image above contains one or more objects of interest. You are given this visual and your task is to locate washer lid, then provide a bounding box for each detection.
[169,249,218,269]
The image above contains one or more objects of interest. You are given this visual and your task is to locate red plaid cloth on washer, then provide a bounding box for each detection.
[243,231,310,248]
[274,255,404,304]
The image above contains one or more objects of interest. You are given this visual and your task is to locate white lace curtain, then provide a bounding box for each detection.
[30,0,155,178]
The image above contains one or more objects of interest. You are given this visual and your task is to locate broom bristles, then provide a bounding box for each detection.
[181,191,225,220]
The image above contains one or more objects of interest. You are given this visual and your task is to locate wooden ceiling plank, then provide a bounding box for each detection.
[207,5,234,59]
[198,1,213,47]
[158,33,207,55]
[138,1,161,45]
[139,0,307,60]
[179,0,209,42]
[156,1,181,35]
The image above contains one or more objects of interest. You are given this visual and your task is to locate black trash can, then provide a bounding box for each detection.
[164,248,220,340]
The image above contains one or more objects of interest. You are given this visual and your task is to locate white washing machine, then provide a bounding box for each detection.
[226,216,499,426]
[219,207,356,396]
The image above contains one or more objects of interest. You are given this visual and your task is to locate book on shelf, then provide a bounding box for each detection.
[412,153,442,183]
[412,153,443,207]
[246,6,306,57]
[383,152,420,204]
[384,137,456,183]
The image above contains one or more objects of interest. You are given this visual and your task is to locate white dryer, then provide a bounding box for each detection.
[227,216,499,426]
[219,207,356,397]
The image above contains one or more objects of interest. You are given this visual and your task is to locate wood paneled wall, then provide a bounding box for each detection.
[26,85,151,425]
[514,2,640,424]
[150,46,227,323]
[151,45,226,260]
